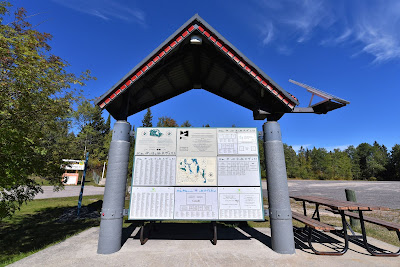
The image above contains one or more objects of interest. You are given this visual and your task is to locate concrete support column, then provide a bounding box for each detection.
[97,121,131,254]
[263,121,295,254]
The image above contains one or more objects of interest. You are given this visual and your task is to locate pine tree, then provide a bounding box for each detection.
[181,120,192,127]
[141,108,153,127]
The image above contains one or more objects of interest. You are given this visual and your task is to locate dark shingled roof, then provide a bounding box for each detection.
[95,14,299,120]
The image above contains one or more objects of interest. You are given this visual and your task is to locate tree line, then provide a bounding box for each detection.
[257,140,400,181]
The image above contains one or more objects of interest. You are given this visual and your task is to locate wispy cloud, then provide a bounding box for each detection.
[351,2,400,63]
[260,22,274,46]
[52,0,146,26]
[252,0,400,63]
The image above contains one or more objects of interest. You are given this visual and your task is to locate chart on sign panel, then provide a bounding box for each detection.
[129,187,174,219]
[217,156,260,186]
[133,156,176,186]
[174,187,218,219]
[135,128,177,156]
[217,128,258,155]
[218,187,263,220]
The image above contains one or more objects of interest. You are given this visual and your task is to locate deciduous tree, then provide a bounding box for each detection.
[0,3,93,218]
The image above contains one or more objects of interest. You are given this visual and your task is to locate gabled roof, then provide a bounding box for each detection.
[95,14,299,120]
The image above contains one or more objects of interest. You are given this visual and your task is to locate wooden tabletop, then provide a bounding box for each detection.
[290,195,390,211]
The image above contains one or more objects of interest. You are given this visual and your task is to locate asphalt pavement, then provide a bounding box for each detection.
[267,180,400,209]
[36,180,400,209]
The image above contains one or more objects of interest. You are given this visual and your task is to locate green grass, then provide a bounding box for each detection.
[0,195,103,266]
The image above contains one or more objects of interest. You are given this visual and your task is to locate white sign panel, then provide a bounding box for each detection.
[218,187,263,220]
[174,187,218,219]
[217,128,258,155]
[218,156,260,186]
[176,157,217,186]
[135,128,177,156]
[217,128,238,154]
[133,156,176,186]
[129,187,174,220]
[177,128,217,157]
[238,129,258,155]
[62,159,85,171]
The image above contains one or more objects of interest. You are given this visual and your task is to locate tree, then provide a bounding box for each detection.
[386,144,400,181]
[181,120,191,127]
[355,142,388,180]
[203,124,210,127]
[73,100,108,166]
[0,3,93,218]
[345,145,361,180]
[157,116,178,127]
[284,144,298,178]
[141,108,153,127]
[309,147,329,179]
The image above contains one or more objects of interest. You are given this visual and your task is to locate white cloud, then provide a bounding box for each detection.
[52,0,146,25]
[252,0,400,63]
[352,2,400,63]
[260,22,274,46]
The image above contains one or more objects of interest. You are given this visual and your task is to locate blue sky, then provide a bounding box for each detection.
[13,0,400,151]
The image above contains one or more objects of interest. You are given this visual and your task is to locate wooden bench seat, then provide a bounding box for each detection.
[292,211,335,231]
[326,208,400,257]
[291,211,348,255]
[342,211,400,231]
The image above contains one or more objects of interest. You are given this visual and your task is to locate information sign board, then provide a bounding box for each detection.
[135,128,176,156]
[133,156,176,186]
[177,128,217,157]
[62,159,85,171]
[129,127,263,221]
[217,156,260,186]
[129,187,175,219]
[174,187,218,220]
[217,128,258,155]
[218,187,263,220]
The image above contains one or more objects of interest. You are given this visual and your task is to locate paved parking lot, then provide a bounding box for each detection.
[263,180,400,209]
[37,180,399,209]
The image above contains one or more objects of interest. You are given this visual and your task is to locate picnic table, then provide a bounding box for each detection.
[290,195,399,256]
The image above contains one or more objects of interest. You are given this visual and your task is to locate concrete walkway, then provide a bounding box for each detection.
[10,225,399,267]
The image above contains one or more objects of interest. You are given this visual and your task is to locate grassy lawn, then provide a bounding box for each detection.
[0,195,103,266]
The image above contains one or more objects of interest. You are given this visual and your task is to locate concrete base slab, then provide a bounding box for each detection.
[10,226,399,267]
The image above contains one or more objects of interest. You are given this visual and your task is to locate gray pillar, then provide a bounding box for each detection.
[98,121,131,254]
[263,121,295,254]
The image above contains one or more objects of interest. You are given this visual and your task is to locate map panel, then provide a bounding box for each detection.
[217,156,260,186]
[176,157,217,186]
[133,156,176,186]
[218,187,263,220]
[135,128,176,156]
[174,187,218,219]
[177,128,217,157]
[129,187,174,220]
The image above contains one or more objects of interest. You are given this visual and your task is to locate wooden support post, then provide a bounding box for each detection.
[345,189,360,228]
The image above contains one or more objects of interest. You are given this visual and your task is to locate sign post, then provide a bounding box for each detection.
[77,152,90,217]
